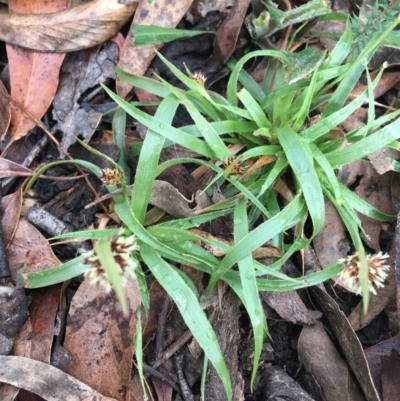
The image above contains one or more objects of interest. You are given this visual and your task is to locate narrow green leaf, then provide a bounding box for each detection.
[325,116,400,167]
[103,85,215,159]
[133,25,213,46]
[237,88,271,129]
[24,160,101,194]
[208,195,307,291]
[157,80,231,160]
[113,108,130,183]
[132,95,180,223]
[234,199,265,390]
[95,239,127,313]
[23,255,87,288]
[227,50,289,106]
[275,127,325,237]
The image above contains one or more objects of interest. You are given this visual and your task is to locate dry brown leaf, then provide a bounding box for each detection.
[365,334,400,396]
[6,218,61,284]
[0,79,10,137]
[261,290,322,326]
[205,0,250,69]
[0,158,34,178]
[354,167,396,252]
[311,287,381,401]
[381,349,400,401]
[116,0,194,99]
[368,147,400,175]
[5,0,68,145]
[298,324,366,401]
[1,189,23,248]
[149,180,211,217]
[0,355,106,400]
[64,277,141,401]
[0,0,137,53]
[28,285,61,363]
[313,199,350,268]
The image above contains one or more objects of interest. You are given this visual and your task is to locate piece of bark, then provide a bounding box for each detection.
[258,365,316,401]
[0,287,29,356]
[205,290,244,401]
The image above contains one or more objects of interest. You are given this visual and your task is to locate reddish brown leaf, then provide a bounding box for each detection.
[29,285,61,363]
[205,0,251,70]
[116,0,194,99]
[6,218,61,284]
[1,189,23,248]
[17,285,61,401]
[5,0,69,145]
[0,80,11,138]
[381,349,400,401]
[64,277,141,401]
[0,158,34,179]
[313,199,350,270]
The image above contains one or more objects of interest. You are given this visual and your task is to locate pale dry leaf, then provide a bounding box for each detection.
[0,355,104,401]
[149,180,211,217]
[0,0,138,52]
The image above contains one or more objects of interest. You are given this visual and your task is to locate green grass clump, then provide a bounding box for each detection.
[22,13,400,401]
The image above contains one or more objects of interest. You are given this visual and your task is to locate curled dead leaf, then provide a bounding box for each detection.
[0,0,138,53]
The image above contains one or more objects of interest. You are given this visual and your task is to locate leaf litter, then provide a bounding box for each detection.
[1,0,400,400]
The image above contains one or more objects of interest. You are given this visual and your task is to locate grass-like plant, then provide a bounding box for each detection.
[22,13,400,401]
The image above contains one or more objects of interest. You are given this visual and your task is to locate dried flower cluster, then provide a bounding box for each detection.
[82,233,140,293]
[336,252,390,295]
[100,167,125,186]
[191,71,207,85]
[223,156,247,177]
